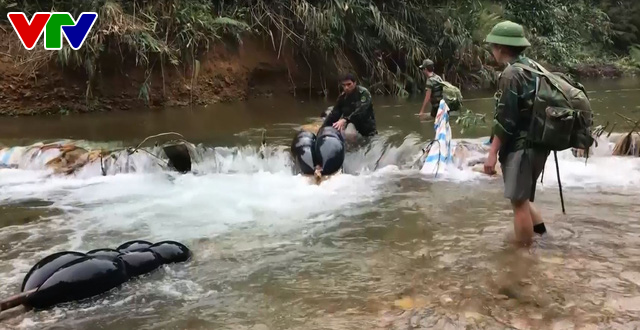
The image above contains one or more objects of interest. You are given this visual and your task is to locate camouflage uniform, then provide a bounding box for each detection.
[492,55,550,202]
[425,74,444,117]
[322,85,378,137]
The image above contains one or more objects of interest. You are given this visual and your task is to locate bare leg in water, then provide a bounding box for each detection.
[314,165,323,185]
[511,200,534,247]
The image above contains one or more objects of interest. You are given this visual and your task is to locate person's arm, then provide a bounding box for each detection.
[344,88,372,125]
[322,100,343,128]
[484,134,502,174]
[419,78,434,116]
[419,89,431,116]
[491,70,521,151]
[484,70,520,174]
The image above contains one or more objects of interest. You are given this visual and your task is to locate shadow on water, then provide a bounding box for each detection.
[0,200,58,228]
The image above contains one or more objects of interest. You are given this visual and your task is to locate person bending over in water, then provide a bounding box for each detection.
[321,73,378,138]
[483,21,549,247]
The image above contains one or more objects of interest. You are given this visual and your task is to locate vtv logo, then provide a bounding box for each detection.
[7,12,98,50]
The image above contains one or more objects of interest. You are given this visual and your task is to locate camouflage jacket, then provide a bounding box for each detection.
[322,85,377,137]
[426,74,444,107]
[491,55,539,162]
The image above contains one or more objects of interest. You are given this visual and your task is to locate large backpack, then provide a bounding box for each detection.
[440,80,463,112]
[513,60,594,153]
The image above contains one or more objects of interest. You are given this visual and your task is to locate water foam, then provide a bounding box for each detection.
[1,135,639,319]
[0,152,394,327]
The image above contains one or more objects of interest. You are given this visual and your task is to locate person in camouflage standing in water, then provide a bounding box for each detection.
[322,73,378,137]
[418,59,444,119]
[483,21,550,247]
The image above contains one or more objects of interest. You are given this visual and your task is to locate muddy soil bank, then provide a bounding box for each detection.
[0,27,324,116]
[0,27,634,117]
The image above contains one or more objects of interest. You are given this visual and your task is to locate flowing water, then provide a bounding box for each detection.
[0,77,639,330]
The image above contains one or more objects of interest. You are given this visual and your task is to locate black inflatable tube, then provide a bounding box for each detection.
[11,240,192,311]
[86,248,121,262]
[26,257,129,309]
[291,130,317,175]
[149,241,192,264]
[290,126,345,176]
[117,249,163,277]
[21,251,87,292]
[315,126,345,175]
[117,240,153,253]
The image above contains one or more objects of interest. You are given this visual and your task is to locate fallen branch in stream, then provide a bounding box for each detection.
[612,112,640,156]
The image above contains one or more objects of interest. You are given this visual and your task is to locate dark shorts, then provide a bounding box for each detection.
[501,148,550,203]
[430,104,439,117]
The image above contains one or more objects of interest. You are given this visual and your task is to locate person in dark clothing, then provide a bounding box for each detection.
[321,74,377,137]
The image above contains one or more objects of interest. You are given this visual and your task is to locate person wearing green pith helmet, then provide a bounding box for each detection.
[418,59,444,120]
[482,20,550,247]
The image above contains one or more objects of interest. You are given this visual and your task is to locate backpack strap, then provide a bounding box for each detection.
[512,62,546,76]
[440,80,453,88]
[512,61,571,101]
[530,59,555,75]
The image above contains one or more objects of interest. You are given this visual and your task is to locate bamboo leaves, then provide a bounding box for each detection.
[6,0,637,102]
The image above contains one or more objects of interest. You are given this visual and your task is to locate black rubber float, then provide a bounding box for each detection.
[315,126,345,176]
[149,241,192,264]
[163,144,192,174]
[291,130,317,175]
[117,249,163,277]
[26,256,130,309]
[21,251,87,292]
[86,248,121,261]
[0,239,192,313]
[116,240,153,253]
[290,126,345,177]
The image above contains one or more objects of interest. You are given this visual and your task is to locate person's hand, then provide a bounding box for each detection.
[418,111,427,121]
[484,152,497,175]
[333,118,347,131]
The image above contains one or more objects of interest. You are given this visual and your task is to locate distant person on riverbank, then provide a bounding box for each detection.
[418,59,444,120]
[321,73,378,138]
[482,21,549,247]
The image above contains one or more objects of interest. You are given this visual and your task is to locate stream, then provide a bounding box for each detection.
[0,77,640,329]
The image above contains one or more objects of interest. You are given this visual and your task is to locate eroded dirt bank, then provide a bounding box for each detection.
[0,26,326,116]
[0,26,633,117]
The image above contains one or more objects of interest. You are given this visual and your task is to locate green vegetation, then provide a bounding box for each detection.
[1,0,639,104]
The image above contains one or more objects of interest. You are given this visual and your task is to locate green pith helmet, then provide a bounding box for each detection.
[419,59,434,69]
[485,21,531,47]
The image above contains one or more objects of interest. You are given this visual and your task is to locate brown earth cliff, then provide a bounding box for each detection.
[0,25,323,116]
[0,24,631,117]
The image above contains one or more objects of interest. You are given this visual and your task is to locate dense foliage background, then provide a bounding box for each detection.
[1,0,639,98]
